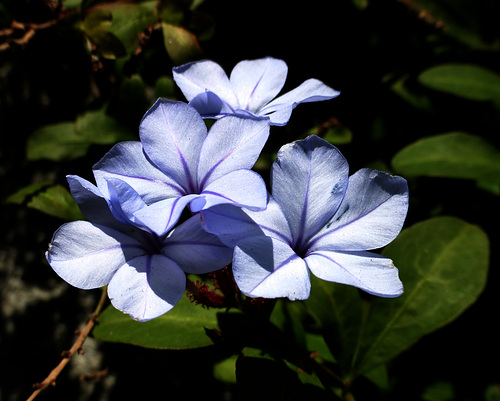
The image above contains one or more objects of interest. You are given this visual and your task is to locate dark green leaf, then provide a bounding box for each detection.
[75,108,136,144]
[304,277,363,371]
[392,132,500,182]
[93,295,228,349]
[353,216,489,375]
[27,122,90,161]
[4,181,52,205]
[418,64,500,102]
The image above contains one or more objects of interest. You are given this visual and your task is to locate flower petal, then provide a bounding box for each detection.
[46,221,147,289]
[308,169,409,252]
[105,178,148,230]
[132,194,199,236]
[262,78,340,125]
[173,60,239,107]
[107,254,186,321]
[306,250,403,297]
[201,196,292,247]
[193,169,267,213]
[67,175,118,227]
[188,91,236,118]
[229,57,288,113]
[272,135,349,246]
[139,99,206,193]
[197,115,270,188]
[93,141,183,203]
[161,214,232,274]
[233,236,310,300]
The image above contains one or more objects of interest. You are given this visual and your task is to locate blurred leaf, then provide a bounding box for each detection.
[418,64,500,104]
[27,185,84,221]
[403,0,500,50]
[270,299,307,349]
[389,74,432,111]
[162,22,202,65]
[353,216,489,375]
[421,381,455,401]
[81,8,127,59]
[27,122,91,161]
[93,295,228,349]
[154,76,178,100]
[392,132,500,182]
[105,1,157,56]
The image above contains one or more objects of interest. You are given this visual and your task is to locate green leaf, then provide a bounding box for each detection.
[93,295,229,349]
[352,216,489,375]
[162,22,202,65]
[304,277,363,371]
[27,185,84,221]
[27,108,136,161]
[392,132,500,182]
[418,64,500,103]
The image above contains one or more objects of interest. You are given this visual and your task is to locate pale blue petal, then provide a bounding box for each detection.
[197,115,270,188]
[173,60,239,107]
[105,178,149,230]
[193,169,267,213]
[67,175,118,227]
[261,78,340,125]
[188,91,235,118]
[161,214,232,274]
[233,236,310,300]
[305,250,403,297]
[46,221,147,290]
[93,141,183,203]
[132,194,199,236]
[201,196,292,247]
[272,135,349,246]
[107,254,186,321]
[308,169,409,252]
[229,57,288,113]
[139,99,206,193]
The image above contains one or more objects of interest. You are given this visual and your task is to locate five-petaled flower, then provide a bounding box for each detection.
[173,57,340,126]
[46,176,232,322]
[92,99,270,236]
[202,135,409,300]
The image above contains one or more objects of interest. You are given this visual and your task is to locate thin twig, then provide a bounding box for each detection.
[26,288,108,401]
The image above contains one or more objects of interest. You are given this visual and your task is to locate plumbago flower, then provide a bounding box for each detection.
[46,176,233,322]
[91,98,270,236]
[202,135,409,300]
[172,57,340,126]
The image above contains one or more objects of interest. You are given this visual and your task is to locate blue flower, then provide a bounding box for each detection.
[202,135,409,300]
[46,176,232,322]
[91,98,270,236]
[172,57,340,126]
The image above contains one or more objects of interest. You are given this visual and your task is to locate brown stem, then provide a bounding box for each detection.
[26,288,108,401]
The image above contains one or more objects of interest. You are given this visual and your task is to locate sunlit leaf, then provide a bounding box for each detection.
[392,132,500,182]
[353,216,489,375]
[5,181,52,205]
[27,185,84,221]
[93,295,228,349]
[418,64,500,103]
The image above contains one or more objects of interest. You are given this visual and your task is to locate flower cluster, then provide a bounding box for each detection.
[46,57,409,321]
